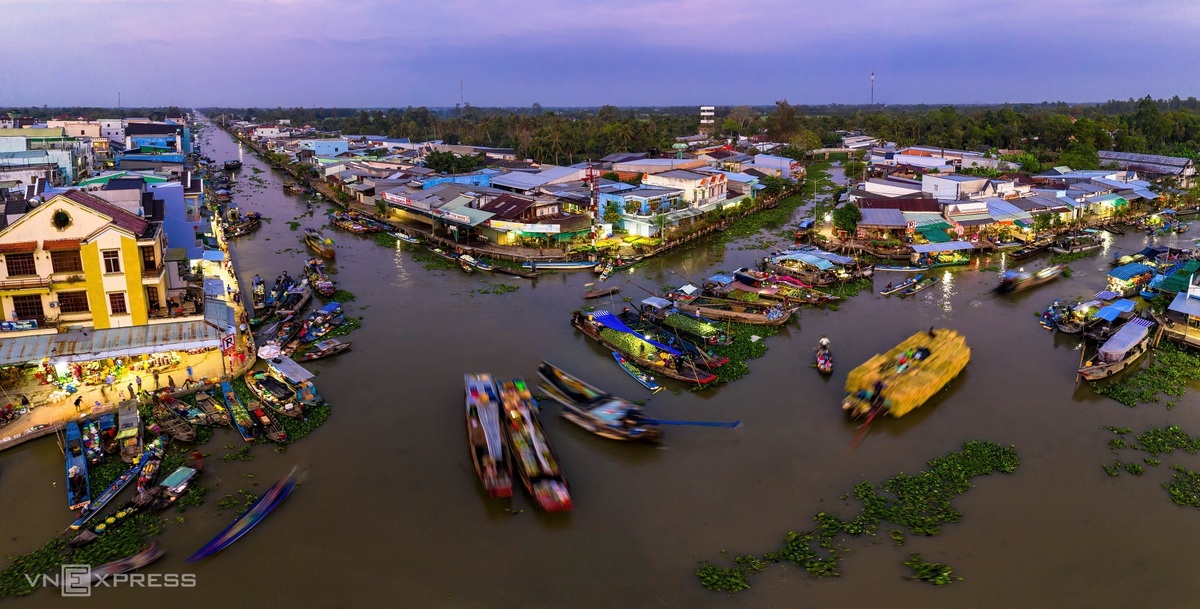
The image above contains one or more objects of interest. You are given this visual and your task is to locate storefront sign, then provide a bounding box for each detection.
[0,320,38,332]
[381,191,429,210]
[221,331,236,354]
[488,220,561,234]
[430,208,473,225]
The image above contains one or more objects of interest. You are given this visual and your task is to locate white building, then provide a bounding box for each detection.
[642,170,727,206]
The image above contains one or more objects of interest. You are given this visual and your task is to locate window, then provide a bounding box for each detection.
[57,290,89,313]
[145,286,159,311]
[11,294,44,320]
[102,250,121,274]
[108,292,128,315]
[5,252,36,276]
[140,246,157,271]
[50,250,83,273]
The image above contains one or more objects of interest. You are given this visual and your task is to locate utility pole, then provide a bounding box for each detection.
[460,77,464,118]
[870,71,874,108]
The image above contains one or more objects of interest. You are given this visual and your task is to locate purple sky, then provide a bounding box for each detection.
[4,0,1197,107]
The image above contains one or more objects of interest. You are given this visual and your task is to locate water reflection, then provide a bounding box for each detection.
[938,270,955,313]
[392,244,414,287]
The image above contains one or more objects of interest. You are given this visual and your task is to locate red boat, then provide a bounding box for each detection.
[465,374,513,499]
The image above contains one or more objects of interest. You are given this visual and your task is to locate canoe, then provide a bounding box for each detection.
[295,339,351,362]
[116,400,142,464]
[304,228,336,259]
[82,418,104,466]
[247,400,287,443]
[674,300,798,326]
[65,421,92,511]
[614,309,729,370]
[817,348,833,374]
[152,402,196,442]
[464,373,514,499]
[497,378,573,511]
[583,285,621,299]
[99,412,118,454]
[572,311,717,385]
[459,255,493,272]
[89,543,166,581]
[134,465,200,512]
[304,258,336,296]
[220,382,258,442]
[389,231,420,244]
[879,274,923,296]
[521,260,598,271]
[899,277,939,297]
[612,351,663,393]
[247,375,304,418]
[194,392,232,426]
[1009,240,1051,260]
[538,361,662,443]
[188,467,303,562]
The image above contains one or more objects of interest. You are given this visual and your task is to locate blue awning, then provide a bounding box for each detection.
[1169,292,1200,317]
[589,310,681,356]
[1109,263,1155,281]
[772,253,834,270]
[641,297,672,309]
[1094,290,1120,301]
[706,274,734,286]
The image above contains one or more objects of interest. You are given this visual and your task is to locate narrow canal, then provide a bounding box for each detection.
[5,121,1200,608]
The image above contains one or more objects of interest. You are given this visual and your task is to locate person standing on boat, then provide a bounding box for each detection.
[818,335,830,352]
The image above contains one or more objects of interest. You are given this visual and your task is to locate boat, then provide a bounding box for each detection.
[493,265,540,279]
[1050,232,1103,255]
[81,418,104,466]
[223,159,242,171]
[996,264,1066,294]
[266,356,324,407]
[596,260,614,281]
[284,182,307,195]
[816,347,833,374]
[133,465,200,512]
[583,284,621,299]
[245,374,303,418]
[263,272,293,310]
[497,378,572,511]
[520,260,598,271]
[329,211,388,234]
[879,274,923,296]
[251,275,267,312]
[266,319,304,347]
[247,400,287,443]
[223,215,262,238]
[188,467,303,562]
[899,276,939,298]
[135,440,166,495]
[909,242,974,269]
[88,543,167,581]
[116,399,143,464]
[464,373,514,499]
[675,296,799,326]
[65,421,92,510]
[537,362,662,443]
[1084,299,1138,343]
[1078,318,1155,380]
[303,258,336,296]
[152,401,196,442]
[297,301,343,344]
[1009,239,1051,261]
[637,297,731,346]
[98,412,118,454]
[459,255,493,272]
[274,284,313,320]
[572,310,718,386]
[220,382,258,442]
[303,228,336,259]
[1177,222,1190,234]
[459,258,475,274]
[614,307,729,370]
[611,351,663,393]
[295,338,351,362]
[161,394,206,425]
[389,230,420,244]
[842,329,971,421]
[194,392,232,426]
[1054,299,1102,334]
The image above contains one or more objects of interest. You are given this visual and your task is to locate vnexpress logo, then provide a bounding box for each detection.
[60,564,91,598]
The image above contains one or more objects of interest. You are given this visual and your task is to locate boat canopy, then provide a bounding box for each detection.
[1109,263,1154,281]
[705,274,734,286]
[1094,299,1138,322]
[590,399,633,422]
[589,310,681,356]
[677,284,698,295]
[797,219,815,229]
[268,355,315,382]
[641,297,672,310]
[1074,300,1103,312]
[910,241,976,253]
[1097,322,1150,362]
[1094,290,1120,301]
[772,252,834,270]
[793,247,856,266]
[160,466,197,489]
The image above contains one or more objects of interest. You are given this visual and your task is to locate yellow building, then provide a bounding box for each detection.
[0,190,168,335]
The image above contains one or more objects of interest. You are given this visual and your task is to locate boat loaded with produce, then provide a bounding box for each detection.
[842,328,971,423]
[571,309,718,386]
[497,378,572,511]
[464,373,514,499]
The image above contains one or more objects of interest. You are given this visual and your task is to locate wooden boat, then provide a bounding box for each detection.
[89,543,167,581]
[583,284,621,299]
[65,421,92,510]
[284,182,306,194]
[195,392,232,426]
[295,338,351,362]
[521,260,598,271]
[220,382,258,442]
[572,310,717,386]
[70,455,148,530]
[879,274,923,296]
[497,378,572,511]
[459,255,493,272]
[538,362,662,443]
[328,212,373,234]
[246,375,304,418]
[298,301,344,344]
[996,264,1065,294]
[464,373,514,499]
[1050,232,1103,255]
[614,308,729,370]
[1009,239,1051,260]
[152,402,196,442]
[1079,318,1154,380]
[223,216,261,238]
[389,230,421,244]
[134,465,199,512]
[160,394,206,425]
[116,399,143,464]
[263,272,294,310]
[304,258,336,296]
[188,467,303,562]
[1054,300,1101,334]
[303,228,336,259]
[223,159,242,171]
[1083,299,1138,343]
[459,258,474,274]
[82,418,104,466]
[493,265,540,279]
[637,297,731,345]
[674,298,798,326]
[816,347,833,374]
[899,276,939,298]
[98,412,118,454]
[842,329,970,421]
[266,356,324,407]
[251,275,267,312]
[612,351,663,393]
[247,400,287,443]
[266,318,304,347]
[596,260,614,281]
[274,284,313,319]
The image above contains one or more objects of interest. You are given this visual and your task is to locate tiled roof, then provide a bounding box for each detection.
[58,189,149,236]
[478,194,534,219]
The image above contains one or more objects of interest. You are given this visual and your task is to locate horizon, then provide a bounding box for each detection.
[3,0,1197,108]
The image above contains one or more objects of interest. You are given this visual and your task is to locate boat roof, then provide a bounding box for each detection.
[1109,263,1154,280]
[706,274,734,286]
[268,355,315,382]
[642,296,672,309]
[772,252,834,270]
[159,466,197,488]
[1094,299,1137,322]
[590,399,633,421]
[589,310,681,356]
[1169,292,1200,317]
[1098,320,1151,360]
[1094,290,1120,301]
[910,241,976,253]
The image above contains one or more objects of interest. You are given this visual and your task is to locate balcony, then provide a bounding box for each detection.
[141,265,166,284]
[0,276,53,290]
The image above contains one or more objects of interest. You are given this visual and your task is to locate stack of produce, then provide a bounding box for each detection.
[844,329,970,417]
[662,313,721,338]
[599,327,660,359]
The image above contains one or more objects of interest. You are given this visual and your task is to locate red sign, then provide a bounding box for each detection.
[221,332,236,354]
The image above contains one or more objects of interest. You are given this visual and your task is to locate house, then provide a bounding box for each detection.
[856,207,907,242]
[0,128,94,183]
[694,167,762,198]
[746,154,799,179]
[860,177,924,198]
[1098,151,1196,186]
[899,146,1016,171]
[475,194,590,245]
[842,135,879,150]
[300,139,350,157]
[611,158,706,175]
[124,122,191,154]
[0,190,172,334]
[599,186,683,217]
[942,201,995,238]
[491,166,586,194]
[641,170,727,206]
[922,174,990,200]
[700,149,754,172]
[856,196,941,213]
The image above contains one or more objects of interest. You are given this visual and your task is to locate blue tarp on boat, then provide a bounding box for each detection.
[589,310,681,356]
[1098,322,1150,362]
[1095,290,1120,301]
[706,274,734,286]
[1109,263,1155,281]
[796,248,856,266]
[1094,299,1137,322]
[772,253,834,270]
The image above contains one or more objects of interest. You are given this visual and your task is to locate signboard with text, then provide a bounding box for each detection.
[381,191,428,210]
[488,220,562,234]
[0,320,38,332]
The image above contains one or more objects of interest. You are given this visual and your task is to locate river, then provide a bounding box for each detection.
[5,122,1200,608]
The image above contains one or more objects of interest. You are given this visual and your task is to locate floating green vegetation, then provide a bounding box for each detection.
[287,221,300,231]
[1165,466,1200,508]
[708,322,781,383]
[1061,266,1074,278]
[1049,250,1100,264]
[222,445,255,462]
[696,440,1019,592]
[902,554,959,586]
[717,163,831,242]
[477,283,519,295]
[176,483,208,512]
[1091,343,1200,407]
[824,277,874,300]
[373,232,402,248]
[321,289,356,303]
[322,316,361,340]
[231,376,332,444]
[411,249,455,271]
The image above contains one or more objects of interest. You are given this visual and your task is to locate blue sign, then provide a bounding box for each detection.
[0,320,38,332]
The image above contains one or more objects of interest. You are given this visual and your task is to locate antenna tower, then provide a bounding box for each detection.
[586,161,600,247]
[870,71,875,108]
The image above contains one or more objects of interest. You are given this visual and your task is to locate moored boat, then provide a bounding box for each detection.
[297,301,343,344]
[571,310,718,386]
[1009,239,1051,260]
[583,284,621,299]
[996,264,1066,294]
[389,230,421,244]
[247,400,287,443]
[674,296,798,326]
[294,338,351,362]
[151,401,196,442]
[223,159,242,171]
[194,392,232,426]
[521,260,598,271]
[1078,318,1155,380]
[65,421,92,510]
[497,378,572,511]
[246,374,304,418]
[220,382,258,442]
[538,361,662,443]
[116,399,143,464]
[611,351,663,393]
[98,412,118,454]
[637,296,731,345]
[464,373,514,499]
[303,258,336,296]
[1050,231,1103,255]
[459,254,493,272]
[70,451,152,529]
[251,275,266,312]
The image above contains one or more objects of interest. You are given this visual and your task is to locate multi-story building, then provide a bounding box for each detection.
[0,128,94,183]
[700,106,716,133]
[642,169,728,206]
[0,190,169,334]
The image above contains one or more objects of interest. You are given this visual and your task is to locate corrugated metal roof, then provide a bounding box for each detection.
[858,207,906,227]
[0,333,57,366]
[1109,263,1155,281]
[1169,292,1200,317]
[0,321,222,366]
[267,355,315,382]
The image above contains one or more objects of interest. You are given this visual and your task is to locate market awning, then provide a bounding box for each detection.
[1109,263,1154,281]
[48,321,223,364]
[0,333,58,367]
[911,241,976,253]
[1169,292,1200,318]
[919,228,952,243]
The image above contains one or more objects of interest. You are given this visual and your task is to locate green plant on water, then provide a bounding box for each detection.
[1107,426,1132,434]
[1050,250,1099,264]
[902,554,958,586]
[889,529,906,546]
[287,221,300,231]
[1103,463,1122,477]
[217,495,239,509]
[320,289,356,303]
[1091,344,1200,407]
[1109,438,1127,450]
[1125,462,1145,476]
[1164,465,1200,508]
[1145,458,1162,467]
[222,446,255,463]
[1061,266,1074,278]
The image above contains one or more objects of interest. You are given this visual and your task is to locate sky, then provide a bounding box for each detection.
[2,0,1198,108]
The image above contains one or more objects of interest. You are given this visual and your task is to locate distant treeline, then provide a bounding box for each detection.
[199,95,1200,167]
[1,107,185,121]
